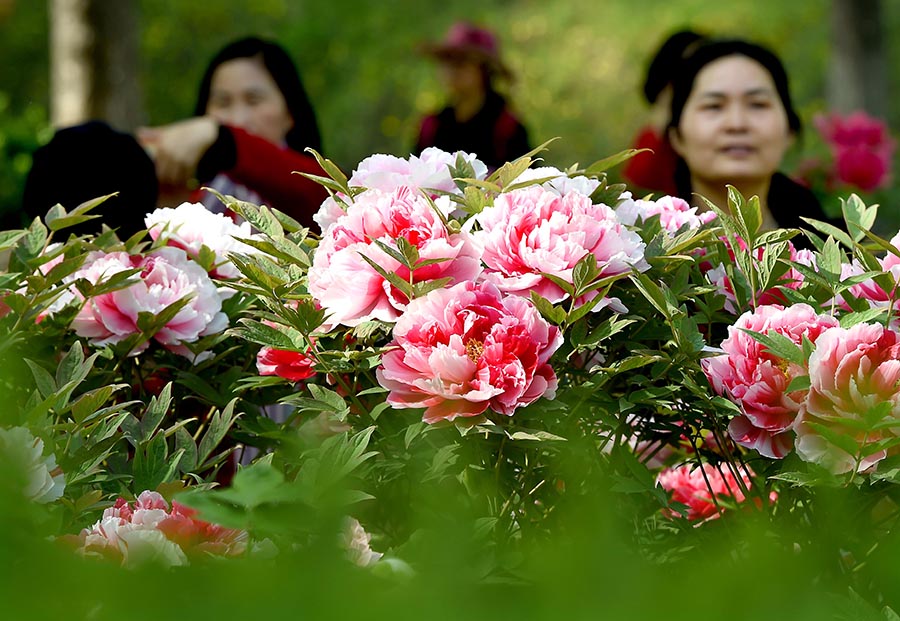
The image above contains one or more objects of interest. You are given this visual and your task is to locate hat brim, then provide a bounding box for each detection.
[418,42,513,80]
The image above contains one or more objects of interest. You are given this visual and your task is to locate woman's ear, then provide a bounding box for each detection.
[667,126,684,157]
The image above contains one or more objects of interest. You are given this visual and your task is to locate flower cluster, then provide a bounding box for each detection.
[73,491,247,567]
[814,111,895,192]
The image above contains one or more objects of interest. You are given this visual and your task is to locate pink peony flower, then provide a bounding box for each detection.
[342,517,382,567]
[71,247,228,357]
[0,426,65,504]
[145,202,258,279]
[256,346,316,382]
[308,186,482,327]
[616,195,717,233]
[657,462,760,522]
[795,323,900,473]
[473,186,648,307]
[703,304,839,458]
[349,147,487,195]
[376,280,562,423]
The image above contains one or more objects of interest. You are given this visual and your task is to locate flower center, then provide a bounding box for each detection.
[466,338,484,362]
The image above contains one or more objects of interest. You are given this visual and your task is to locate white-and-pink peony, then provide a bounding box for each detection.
[74,491,247,567]
[308,186,482,327]
[145,201,258,280]
[795,322,900,473]
[349,147,487,195]
[702,304,839,458]
[472,186,648,308]
[71,247,228,358]
[509,166,601,197]
[376,280,562,423]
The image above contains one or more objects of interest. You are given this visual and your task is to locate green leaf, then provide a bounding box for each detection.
[740,328,806,367]
[529,292,566,325]
[133,431,169,491]
[25,359,56,399]
[583,148,650,175]
[197,399,240,468]
[140,382,173,442]
[804,421,859,458]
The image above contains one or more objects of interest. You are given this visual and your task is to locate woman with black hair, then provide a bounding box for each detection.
[139,36,327,229]
[415,21,530,170]
[666,38,833,234]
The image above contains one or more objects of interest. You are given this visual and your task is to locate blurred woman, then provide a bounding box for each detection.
[139,36,327,229]
[666,38,833,233]
[415,21,530,170]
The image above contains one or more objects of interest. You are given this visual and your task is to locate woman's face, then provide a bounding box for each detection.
[438,54,485,99]
[206,57,294,145]
[670,55,793,189]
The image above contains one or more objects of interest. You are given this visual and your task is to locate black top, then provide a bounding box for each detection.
[415,90,530,170]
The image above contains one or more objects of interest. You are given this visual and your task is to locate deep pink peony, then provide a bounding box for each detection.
[656,462,758,522]
[376,280,562,423]
[256,345,316,382]
[815,111,894,191]
[473,186,648,306]
[616,195,716,233]
[308,186,482,327]
[145,201,258,279]
[71,247,228,357]
[795,323,900,473]
[703,304,839,458]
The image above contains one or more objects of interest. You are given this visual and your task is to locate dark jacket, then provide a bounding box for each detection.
[415,90,530,170]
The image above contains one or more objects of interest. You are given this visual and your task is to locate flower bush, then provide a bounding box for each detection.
[5,145,900,616]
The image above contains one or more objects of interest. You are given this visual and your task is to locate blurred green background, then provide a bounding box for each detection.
[0,0,898,216]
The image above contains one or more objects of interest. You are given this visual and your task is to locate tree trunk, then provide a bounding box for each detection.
[49,0,144,131]
[827,0,887,117]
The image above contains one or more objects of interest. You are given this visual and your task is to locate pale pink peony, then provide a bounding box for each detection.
[256,346,316,382]
[616,195,717,233]
[657,462,760,522]
[71,247,228,357]
[473,186,648,307]
[703,304,839,458]
[349,147,487,195]
[145,201,259,279]
[75,491,246,566]
[839,232,900,314]
[342,517,383,567]
[376,280,562,423]
[795,323,900,473]
[308,186,482,327]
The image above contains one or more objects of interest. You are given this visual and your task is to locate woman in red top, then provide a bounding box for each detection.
[138,37,328,230]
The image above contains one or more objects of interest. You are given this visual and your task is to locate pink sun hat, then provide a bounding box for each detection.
[420,21,513,80]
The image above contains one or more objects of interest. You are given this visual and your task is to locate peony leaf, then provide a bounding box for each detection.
[803,421,860,458]
[842,194,877,242]
[529,292,566,325]
[583,148,650,176]
[739,328,806,367]
[197,399,240,469]
[303,147,350,195]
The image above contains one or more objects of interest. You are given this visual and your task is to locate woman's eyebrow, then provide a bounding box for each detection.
[697,87,775,98]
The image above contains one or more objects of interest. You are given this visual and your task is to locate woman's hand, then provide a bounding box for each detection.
[137,117,219,187]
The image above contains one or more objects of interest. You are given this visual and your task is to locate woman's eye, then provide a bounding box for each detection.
[749,100,771,109]
[700,103,722,111]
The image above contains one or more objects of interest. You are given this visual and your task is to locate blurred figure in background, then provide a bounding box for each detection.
[666,38,835,235]
[138,36,328,229]
[18,120,157,237]
[623,29,705,197]
[415,21,530,170]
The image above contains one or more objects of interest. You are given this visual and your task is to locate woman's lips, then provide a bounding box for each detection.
[719,145,756,157]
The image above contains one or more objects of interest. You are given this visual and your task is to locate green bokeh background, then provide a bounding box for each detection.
[2,1,900,216]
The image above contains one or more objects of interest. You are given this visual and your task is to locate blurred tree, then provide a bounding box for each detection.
[827,0,887,117]
[50,0,143,131]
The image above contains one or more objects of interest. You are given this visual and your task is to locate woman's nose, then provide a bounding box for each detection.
[220,104,252,130]
[723,105,749,131]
